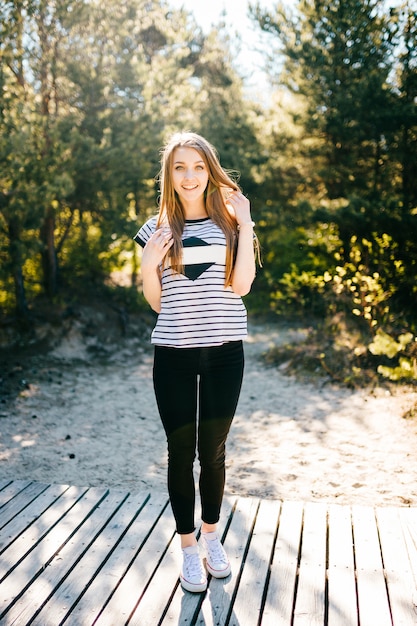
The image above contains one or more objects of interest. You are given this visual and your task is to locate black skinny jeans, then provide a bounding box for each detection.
[153,340,244,535]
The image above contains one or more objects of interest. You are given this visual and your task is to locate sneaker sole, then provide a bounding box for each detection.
[180,575,207,593]
[205,560,231,578]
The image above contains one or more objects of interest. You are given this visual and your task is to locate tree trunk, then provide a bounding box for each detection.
[8,217,29,320]
[40,207,58,297]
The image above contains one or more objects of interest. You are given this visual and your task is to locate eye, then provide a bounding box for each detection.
[174,165,184,171]
[196,165,204,171]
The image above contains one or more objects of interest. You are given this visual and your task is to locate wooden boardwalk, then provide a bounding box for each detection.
[1,480,417,625]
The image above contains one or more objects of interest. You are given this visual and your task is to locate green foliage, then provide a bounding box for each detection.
[378,358,417,382]
[271,266,327,316]
[369,329,417,382]
[369,330,413,359]
[247,0,417,386]
[264,224,417,385]
[253,0,398,201]
[1,0,263,318]
[328,235,395,330]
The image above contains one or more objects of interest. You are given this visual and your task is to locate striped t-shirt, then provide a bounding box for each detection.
[134,216,247,348]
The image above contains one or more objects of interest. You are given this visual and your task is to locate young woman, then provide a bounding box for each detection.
[134,131,256,593]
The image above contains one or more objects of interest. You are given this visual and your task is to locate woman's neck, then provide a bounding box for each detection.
[182,202,208,221]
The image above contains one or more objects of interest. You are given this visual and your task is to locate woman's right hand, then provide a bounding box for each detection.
[140,229,173,313]
[141,228,174,270]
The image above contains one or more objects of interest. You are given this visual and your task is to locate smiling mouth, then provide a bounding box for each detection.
[182,185,198,190]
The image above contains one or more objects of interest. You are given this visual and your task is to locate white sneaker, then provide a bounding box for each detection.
[180,545,207,593]
[201,532,231,578]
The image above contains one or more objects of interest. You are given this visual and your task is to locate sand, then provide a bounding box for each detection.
[1,320,417,507]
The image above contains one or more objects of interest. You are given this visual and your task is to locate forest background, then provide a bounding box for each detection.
[1,0,416,387]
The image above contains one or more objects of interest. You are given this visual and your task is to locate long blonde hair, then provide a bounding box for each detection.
[157,132,240,286]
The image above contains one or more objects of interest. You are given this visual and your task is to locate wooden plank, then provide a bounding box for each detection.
[352,505,392,626]
[232,499,280,625]
[397,507,417,618]
[94,497,176,625]
[0,479,12,491]
[126,500,197,626]
[127,527,179,626]
[28,491,149,625]
[293,502,327,626]
[262,500,304,626]
[194,497,260,626]
[376,507,417,626]
[0,482,50,529]
[0,483,69,551]
[0,484,88,582]
[69,492,168,624]
[399,508,417,585]
[0,487,107,618]
[6,488,135,625]
[0,480,32,510]
[159,495,237,625]
[327,504,357,626]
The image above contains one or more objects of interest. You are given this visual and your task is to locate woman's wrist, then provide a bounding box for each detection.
[141,258,161,273]
[237,221,255,230]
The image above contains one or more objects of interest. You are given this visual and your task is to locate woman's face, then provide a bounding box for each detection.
[171,146,209,206]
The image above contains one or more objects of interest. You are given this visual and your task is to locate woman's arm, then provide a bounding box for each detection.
[226,192,256,296]
[141,228,173,313]
[231,222,256,296]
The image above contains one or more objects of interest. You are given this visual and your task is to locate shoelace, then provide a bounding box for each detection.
[205,538,227,565]
[183,552,204,579]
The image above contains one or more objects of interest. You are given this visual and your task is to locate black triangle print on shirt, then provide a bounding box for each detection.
[182,236,215,281]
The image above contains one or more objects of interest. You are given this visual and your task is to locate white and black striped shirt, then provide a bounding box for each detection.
[134,216,247,348]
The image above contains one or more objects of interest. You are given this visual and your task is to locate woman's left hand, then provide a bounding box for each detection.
[225,191,253,227]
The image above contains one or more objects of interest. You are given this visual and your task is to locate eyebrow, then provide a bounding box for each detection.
[173,160,205,165]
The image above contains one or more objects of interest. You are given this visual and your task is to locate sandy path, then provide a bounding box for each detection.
[1,321,417,507]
